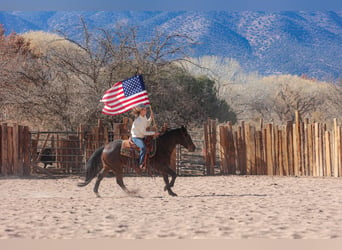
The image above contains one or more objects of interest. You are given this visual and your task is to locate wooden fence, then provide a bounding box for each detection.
[29,118,136,175]
[1,112,342,177]
[205,111,342,177]
[0,118,176,176]
[0,124,31,176]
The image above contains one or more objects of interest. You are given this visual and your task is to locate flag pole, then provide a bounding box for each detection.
[149,105,158,130]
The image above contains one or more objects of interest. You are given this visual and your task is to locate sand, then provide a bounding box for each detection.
[0,175,341,239]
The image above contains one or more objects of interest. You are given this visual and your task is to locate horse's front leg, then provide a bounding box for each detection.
[115,172,129,193]
[115,168,139,196]
[162,172,177,197]
[168,168,177,188]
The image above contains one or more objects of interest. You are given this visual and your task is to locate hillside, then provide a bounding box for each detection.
[0,11,341,81]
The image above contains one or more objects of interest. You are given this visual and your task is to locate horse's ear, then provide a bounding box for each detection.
[181,125,187,133]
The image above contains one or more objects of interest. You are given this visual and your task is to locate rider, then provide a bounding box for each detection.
[131,103,158,171]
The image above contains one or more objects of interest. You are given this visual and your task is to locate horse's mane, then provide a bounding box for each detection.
[159,127,184,138]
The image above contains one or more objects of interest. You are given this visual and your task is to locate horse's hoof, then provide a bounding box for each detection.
[95,192,101,198]
[168,191,177,197]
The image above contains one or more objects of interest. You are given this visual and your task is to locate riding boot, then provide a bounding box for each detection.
[139,164,146,171]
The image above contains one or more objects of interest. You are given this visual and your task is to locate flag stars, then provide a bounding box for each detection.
[123,76,146,97]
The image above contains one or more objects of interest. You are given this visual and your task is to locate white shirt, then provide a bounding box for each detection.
[131,115,155,138]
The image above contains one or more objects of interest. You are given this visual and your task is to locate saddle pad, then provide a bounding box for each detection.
[120,139,157,159]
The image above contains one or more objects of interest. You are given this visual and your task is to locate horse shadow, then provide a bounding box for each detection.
[182,193,267,198]
[150,193,267,199]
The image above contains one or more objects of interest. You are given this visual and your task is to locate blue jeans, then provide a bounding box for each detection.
[132,137,146,165]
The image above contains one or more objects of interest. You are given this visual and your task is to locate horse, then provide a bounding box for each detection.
[37,147,56,168]
[77,126,196,197]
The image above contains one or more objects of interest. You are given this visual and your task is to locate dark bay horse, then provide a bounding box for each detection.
[78,126,196,197]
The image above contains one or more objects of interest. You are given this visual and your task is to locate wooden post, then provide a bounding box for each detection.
[314,123,320,177]
[1,124,8,176]
[245,123,252,175]
[255,130,262,175]
[336,123,341,177]
[303,120,309,176]
[113,123,121,141]
[293,111,301,176]
[277,129,284,176]
[262,127,267,175]
[274,125,279,175]
[339,126,342,177]
[12,124,21,176]
[237,126,246,175]
[7,126,14,175]
[97,119,104,145]
[203,119,216,175]
[307,123,314,176]
[325,131,332,176]
[250,125,256,175]
[300,120,306,175]
[318,123,324,176]
[56,134,60,169]
[285,121,294,175]
[219,125,229,174]
[18,125,24,175]
[333,119,338,177]
[0,125,1,174]
[282,128,288,176]
[211,119,217,174]
[233,130,239,174]
[265,123,273,175]
[208,120,213,174]
[227,122,236,175]
[204,121,210,175]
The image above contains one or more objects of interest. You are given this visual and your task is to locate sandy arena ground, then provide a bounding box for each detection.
[0,175,341,239]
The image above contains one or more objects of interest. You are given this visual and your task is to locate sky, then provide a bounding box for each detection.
[1,0,341,11]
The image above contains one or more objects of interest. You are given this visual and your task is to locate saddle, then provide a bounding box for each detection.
[120,136,157,160]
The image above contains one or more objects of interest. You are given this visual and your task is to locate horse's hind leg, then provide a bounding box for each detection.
[93,167,109,197]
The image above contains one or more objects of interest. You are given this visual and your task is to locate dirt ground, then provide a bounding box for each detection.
[0,175,341,239]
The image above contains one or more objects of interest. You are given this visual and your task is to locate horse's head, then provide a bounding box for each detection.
[179,126,196,152]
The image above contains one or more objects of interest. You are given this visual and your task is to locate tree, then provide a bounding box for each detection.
[1,20,234,130]
[181,54,342,125]
[0,25,34,123]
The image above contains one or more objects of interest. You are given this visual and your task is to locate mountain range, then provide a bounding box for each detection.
[1,11,341,81]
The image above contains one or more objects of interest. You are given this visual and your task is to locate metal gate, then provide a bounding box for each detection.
[176,131,206,175]
[30,131,85,175]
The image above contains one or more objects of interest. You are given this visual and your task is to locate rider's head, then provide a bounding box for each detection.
[132,104,149,117]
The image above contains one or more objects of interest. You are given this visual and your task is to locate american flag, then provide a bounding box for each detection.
[101,75,150,115]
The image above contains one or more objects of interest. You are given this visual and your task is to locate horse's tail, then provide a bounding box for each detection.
[77,145,105,187]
